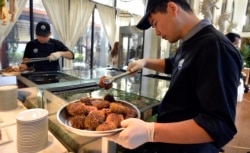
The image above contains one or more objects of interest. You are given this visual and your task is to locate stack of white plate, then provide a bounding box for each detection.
[0,85,17,111]
[16,108,48,153]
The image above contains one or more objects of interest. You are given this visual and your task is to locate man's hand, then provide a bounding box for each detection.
[19,64,28,71]
[12,65,20,72]
[107,118,154,149]
[48,52,61,61]
[127,59,146,73]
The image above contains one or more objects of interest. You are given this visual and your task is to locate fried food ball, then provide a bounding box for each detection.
[66,102,88,116]
[104,94,115,102]
[84,110,106,130]
[106,113,124,127]
[96,122,117,131]
[110,103,127,115]
[92,100,110,110]
[99,76,112,90]
[124,106,138,119]
[85,105,98,114]
[3,66,19,72]
[80,97,92,105]
[70,115,86,129]
[101,108,112,116]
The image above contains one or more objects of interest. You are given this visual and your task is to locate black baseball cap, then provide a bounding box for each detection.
[138,0,183,30]
[36,21,51,37]
[136,0,167,30]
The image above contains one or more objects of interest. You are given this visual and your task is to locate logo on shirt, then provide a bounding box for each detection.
[33,48,38,53]
[178,59,185,70]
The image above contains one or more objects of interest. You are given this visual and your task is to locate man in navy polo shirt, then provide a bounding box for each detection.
[20,21,74,72]
[107,0,242,153]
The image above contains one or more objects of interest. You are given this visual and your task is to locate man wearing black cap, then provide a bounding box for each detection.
[108,0,242,153]
[20,21,74,72]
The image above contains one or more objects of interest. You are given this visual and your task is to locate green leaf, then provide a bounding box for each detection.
[240,45,250,67]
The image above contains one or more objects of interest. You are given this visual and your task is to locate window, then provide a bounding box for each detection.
[5,1,30,66]
[72,8,109,70]
[3,0,144,70]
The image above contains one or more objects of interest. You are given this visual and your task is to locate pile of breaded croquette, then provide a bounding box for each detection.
[66,94,138,131]
[2,66,20,72]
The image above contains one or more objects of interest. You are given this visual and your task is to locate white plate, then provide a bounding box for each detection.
[2,72,20,76]
[16,108,48,122]
[57,99,140,137]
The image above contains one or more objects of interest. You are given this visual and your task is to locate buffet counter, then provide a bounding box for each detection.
[18,87,116,153]
[15,68,171,153]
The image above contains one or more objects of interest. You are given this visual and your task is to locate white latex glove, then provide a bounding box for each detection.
[12,65,20,72]
[48,52,61,61]
[107,118,154,149]
[127,59,146,73]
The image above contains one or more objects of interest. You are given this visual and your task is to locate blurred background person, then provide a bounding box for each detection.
[226,32,248,93]
[108,41,119,68]
[225,32,241,49]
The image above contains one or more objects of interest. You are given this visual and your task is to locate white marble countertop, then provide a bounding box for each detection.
[0,125,68,153]
[0,100,68,153]
[0,101,27,128]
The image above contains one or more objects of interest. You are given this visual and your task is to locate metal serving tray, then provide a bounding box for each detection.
[52,87,160,120]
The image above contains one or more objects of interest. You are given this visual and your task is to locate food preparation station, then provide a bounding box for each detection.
[14,68,171,153]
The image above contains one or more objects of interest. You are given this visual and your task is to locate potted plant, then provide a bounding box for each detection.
[239,45,250,68]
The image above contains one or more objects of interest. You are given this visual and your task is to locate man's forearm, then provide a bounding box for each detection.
[144,58,166,73]
[154,119,213,144]
[60,51,74,59]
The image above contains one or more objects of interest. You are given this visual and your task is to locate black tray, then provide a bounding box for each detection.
[21,71,80,84]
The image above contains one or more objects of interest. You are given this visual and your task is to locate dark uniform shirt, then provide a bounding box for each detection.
[155,20,242,153]
[23,38,71,72]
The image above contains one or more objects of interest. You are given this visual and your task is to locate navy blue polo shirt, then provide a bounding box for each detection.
[155,24,242,152]
[23,38,71,72]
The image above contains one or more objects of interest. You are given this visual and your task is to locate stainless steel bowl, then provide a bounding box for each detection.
[57,98,140,137]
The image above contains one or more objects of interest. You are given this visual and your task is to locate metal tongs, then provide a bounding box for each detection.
[25,57,49,63]
[103,71,131,84]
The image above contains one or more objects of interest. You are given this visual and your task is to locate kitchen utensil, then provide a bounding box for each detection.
[24,57,49,63]
[103,71,131,84]
[57,98,140,137]
[27,73,60,84]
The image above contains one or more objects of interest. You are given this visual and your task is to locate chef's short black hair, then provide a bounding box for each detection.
[225,32,241,43]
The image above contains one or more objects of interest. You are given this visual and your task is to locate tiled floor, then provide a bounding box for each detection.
[223,92,250,153]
